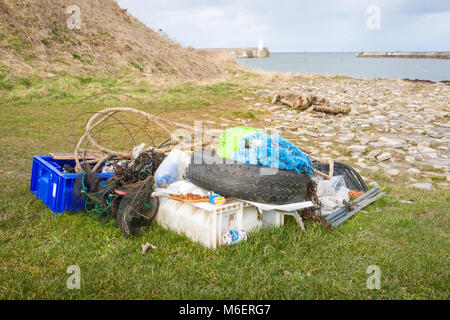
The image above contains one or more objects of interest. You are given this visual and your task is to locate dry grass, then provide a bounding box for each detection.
[0,0,240,80]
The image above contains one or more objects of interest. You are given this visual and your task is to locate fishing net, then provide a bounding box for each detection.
[218,129,315,177]
[113,149,165,185]
[72,150,165,237]
[116,177,159,237]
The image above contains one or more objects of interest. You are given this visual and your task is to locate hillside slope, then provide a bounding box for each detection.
[0,0,235,79]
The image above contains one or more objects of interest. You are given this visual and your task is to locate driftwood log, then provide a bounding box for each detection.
[273,92,327,111]
[280,93,327,111]
[273,92,351,115]
[313,104,351,115]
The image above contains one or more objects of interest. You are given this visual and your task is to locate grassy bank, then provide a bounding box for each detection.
[0,72,448,299]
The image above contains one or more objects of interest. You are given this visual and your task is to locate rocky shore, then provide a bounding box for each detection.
[240,75,450,189]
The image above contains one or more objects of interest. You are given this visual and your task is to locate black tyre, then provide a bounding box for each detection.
[186,150,309,205]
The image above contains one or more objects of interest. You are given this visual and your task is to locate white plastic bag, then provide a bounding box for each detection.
[317,176,349,215]
[132,143,147,160]
[165,181,207,196]
[155,149,190,186]
[317,176,346,197]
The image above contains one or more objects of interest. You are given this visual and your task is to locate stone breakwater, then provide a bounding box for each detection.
[205,47,270,59]
[228,75,450,189]
[357,52,450,59]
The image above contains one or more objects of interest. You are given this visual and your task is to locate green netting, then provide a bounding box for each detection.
[73,150,165,237]
[216,126,260,159]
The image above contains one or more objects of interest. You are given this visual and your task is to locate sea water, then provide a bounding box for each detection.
[238,52,450,81]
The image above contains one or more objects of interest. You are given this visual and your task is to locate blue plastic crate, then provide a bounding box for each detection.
[30,156,114,214]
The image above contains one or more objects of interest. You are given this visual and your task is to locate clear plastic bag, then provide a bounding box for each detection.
[155,149,190,186]
[317,176,350,215]
[317,175,346,197]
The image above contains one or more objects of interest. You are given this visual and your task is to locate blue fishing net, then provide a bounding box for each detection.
[231,132,314,177]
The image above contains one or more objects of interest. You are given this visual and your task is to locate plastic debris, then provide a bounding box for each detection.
[37,105,381,244]
[218,127,314,177]
[326,187,385,227]
[316,176,350,216]
[155,149,190,186]
[132,143,147,160]
[208,194,227,205]
[349,190,364,200]
[243,200,313,212]
[221,230,247,245]
[164,180,208,196]
[216,126,260,159]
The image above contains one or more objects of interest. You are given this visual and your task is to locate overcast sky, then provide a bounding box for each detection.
[116,0,450,52]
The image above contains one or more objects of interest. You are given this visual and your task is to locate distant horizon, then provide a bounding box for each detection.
[268,51,450,53]
[199,49,450,54]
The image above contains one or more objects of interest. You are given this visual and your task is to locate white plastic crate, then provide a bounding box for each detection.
[155,198,284,249]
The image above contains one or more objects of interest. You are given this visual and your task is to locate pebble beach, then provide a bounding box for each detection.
[234,75,449,190]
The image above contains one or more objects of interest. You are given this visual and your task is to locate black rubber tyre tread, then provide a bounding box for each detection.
[187,150,309,205]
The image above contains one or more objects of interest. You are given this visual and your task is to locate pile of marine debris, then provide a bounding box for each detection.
[55,107,382,240]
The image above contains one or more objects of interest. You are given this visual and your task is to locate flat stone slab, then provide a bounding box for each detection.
[347,145,368,153]
[408,183,433,190]
[386,169,400,176]
[377,152,392,161]
[407,168,421,174]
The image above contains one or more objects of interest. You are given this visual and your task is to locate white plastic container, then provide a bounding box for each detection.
[155,198,284,249]
[241,205,284,231]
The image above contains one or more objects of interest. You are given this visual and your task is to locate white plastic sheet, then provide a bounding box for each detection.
[243,200,314,212]
[165,180,208,196]
[154,181,208,196]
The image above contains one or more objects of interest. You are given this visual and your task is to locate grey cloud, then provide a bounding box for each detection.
[117,0,450,51]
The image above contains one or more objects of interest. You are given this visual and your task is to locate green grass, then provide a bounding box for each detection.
[130,61,144,72]
[72,52,92,65]
[231,110,256,119]
[0,73,449,299]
